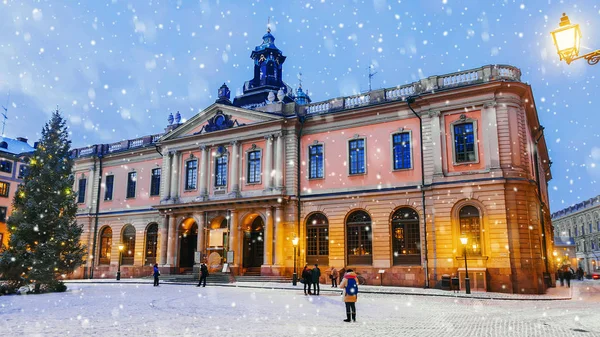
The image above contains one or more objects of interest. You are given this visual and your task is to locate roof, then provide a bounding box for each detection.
[0,136,35,155]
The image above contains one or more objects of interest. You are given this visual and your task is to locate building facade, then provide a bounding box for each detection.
[69,29,554,293]
[0,137,35,249]
[551,196,600,275]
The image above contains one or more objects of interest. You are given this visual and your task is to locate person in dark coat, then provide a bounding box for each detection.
[577,267,584,281]
[558,268,564,287]
[311,264,321,295]
[197,263,209,287]
[302,264,312,295]
[564,266,574,288]
[153,264,160,286]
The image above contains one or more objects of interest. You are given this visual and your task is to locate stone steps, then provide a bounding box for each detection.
[235,276,292,283]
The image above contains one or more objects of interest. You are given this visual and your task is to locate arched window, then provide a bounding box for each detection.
[122,225,136,265]
[346,210,372,265]
[145,223,158,265]
[459,205,481,256]
[306,213,329,265]
[391,208,421,265]
[99,227,112,265]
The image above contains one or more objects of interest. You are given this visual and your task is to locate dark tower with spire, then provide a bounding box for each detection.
[233,26,294,109]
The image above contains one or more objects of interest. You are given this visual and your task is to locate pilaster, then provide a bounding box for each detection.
[264,135,273,191]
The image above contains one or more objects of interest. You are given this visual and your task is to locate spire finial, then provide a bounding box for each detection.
[267,16,271,33]
[298,72,303,89]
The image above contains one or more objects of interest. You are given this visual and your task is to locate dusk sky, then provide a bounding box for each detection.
[0,0,598,212]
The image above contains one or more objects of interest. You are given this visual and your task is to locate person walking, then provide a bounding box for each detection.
[558,268,564,287]
[302,264,312,295]
[330,267,339,288]
[153,263,160,287]
[311,264,321,295]
[197,263,209,287]
[577,267,584,281]
[339,268,358,322]
[564,266,573,288]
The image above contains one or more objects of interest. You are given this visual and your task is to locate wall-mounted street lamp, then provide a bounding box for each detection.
[551,13,600,65]
[117,244,124,281]
[292,237,299,286]
[460,237,471,295]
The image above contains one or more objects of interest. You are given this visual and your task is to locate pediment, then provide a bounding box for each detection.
[160,103,282,141]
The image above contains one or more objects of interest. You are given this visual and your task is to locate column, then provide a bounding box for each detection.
[482,101,500,169]
[169,151,177,201]
[264,207,274,265]
[274,207,285,265]
[197,212,205,262]
[428,110,443,176]
[85,167,95,210]
[167,215,177,266]
[171,151,181,201]
[161,151,172,201]
[228,210,239,265]
[230,141,240,195]
[274,133,284,190]
[199,146,208,199]
[263,135,273,190]
[159,215,169,265]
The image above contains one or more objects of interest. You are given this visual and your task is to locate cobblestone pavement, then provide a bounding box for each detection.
[1,280,598,336]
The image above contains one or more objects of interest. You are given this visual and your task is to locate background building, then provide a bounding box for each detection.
[551,196,600,275]
[67,29,553,293]
[0,137,35,249]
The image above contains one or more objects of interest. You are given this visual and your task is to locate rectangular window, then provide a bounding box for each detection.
[185,160,198,190]
[126,172,137,198]
[247,151,261,184]
[0,181,8,198]
[215,155,228,187]
[77,178,86,203]
[590,223,593,234]
[454,122,476,163]
[348,139,365,175]
[18,165,29,179]
[392,132,411,170]
[0,206,6,222]
[308,144,324,179]
[150,168,161,196]
[104,175,114,201]
[0,160,12,174]
[575,227,578,237]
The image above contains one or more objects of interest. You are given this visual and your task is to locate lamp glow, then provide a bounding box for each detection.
[551,13,600,65]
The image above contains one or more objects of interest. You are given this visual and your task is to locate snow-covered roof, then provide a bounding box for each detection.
[0,136,35,156]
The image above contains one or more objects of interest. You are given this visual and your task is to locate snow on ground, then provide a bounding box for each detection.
[1,281,599,337]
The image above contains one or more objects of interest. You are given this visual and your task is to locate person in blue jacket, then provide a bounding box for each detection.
[153,264,160,286]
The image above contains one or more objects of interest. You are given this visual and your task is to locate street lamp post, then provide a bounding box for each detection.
[551,13,600,65]
[116,244,124,281]
[460,237,471,294]
[292,237,299,286]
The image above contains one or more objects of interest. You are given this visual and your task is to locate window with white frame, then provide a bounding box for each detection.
[451,116,478,164]
[392,132,411,170]
[308,144,324,179]
[215,155,228,187]
[247,150,261,184]
[348,138,366,175]
[185,160,198,190]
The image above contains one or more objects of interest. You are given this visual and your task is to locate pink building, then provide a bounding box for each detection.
[70,29,554,294]
[0,137,35,248]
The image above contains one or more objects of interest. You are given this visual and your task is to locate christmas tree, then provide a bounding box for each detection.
[0,110,86,292]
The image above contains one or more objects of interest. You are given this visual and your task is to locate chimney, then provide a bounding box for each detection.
[16,137,28,143]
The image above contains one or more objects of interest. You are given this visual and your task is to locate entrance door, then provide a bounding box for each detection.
[243,217,264,268]
[179,223,198,269]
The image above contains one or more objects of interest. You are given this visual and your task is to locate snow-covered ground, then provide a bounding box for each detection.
[1,281,599,337]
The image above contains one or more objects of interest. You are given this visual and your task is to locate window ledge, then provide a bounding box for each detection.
[452,160,480,166]
[348,173,366,177]
[246,181,262,185]
[184,188,197,192]
[392,167,413,172]
[455,256,489,261]
[308,177,325,181]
